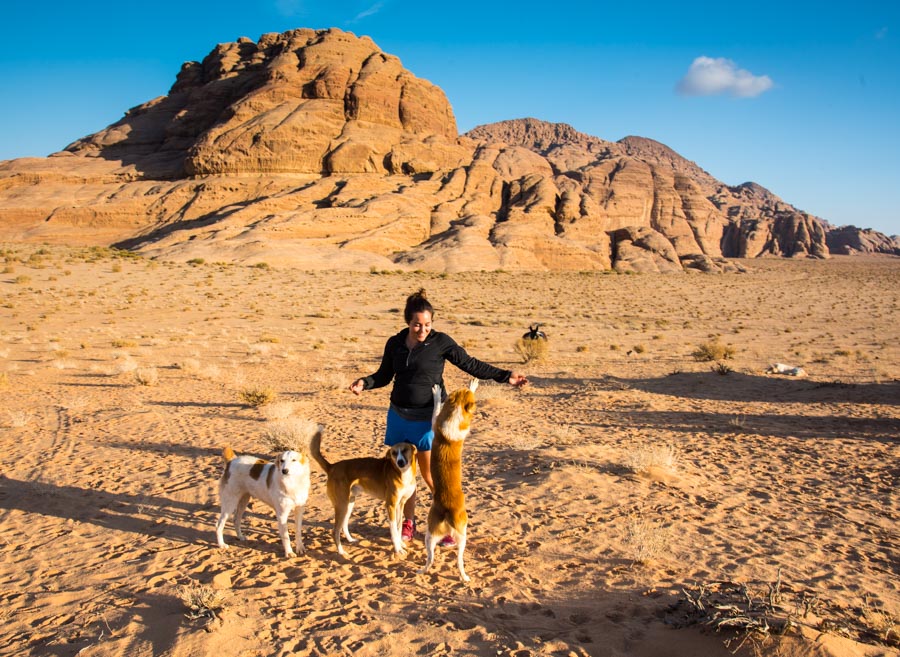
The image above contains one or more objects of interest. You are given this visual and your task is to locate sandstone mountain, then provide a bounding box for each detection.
[0,28,893,271]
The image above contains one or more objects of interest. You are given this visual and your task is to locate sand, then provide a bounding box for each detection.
[0,246,897,657]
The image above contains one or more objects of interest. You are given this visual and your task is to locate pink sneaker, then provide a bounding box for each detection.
[438,534,456,547]
[401,519,415,542]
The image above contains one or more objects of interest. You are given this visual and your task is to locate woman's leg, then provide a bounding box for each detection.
[405,449,433,518]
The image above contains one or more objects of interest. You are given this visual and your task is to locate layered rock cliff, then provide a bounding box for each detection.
[0,28,892,271]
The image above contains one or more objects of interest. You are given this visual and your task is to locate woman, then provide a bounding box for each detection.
[350,289,528,543]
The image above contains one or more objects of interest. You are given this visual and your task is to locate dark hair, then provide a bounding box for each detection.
[404,288,434,323]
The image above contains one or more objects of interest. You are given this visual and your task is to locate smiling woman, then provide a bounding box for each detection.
[349,288,528,541]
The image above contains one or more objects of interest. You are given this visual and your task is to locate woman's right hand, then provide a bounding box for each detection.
[349,379,365,395]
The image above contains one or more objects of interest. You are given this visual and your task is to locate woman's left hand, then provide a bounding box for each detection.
[508,372,529,387]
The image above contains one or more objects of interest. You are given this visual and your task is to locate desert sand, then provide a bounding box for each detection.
[0,246,897,657]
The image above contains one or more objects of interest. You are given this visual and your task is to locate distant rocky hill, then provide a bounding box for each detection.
[0,28,895,271]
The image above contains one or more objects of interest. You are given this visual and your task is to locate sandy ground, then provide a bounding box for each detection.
[0,246,898,657]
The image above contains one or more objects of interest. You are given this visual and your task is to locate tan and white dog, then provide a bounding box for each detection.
[419,379,478,582]
[215,446,310,558]
[309,430,417,557]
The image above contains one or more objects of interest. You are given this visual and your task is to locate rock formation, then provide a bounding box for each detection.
[0,28,894,271]
[825,225,900,256]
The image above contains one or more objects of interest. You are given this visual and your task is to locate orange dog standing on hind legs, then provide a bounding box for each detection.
[419,379,478,582]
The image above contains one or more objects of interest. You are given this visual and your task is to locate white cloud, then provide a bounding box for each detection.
[676,56,774,98]
[352,1,385,22]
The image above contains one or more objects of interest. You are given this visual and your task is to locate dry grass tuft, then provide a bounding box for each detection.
[623,514,671,564]
[134,366,159,386]
[626,443,680,474]
[239,385,277,408]
[261,417,320,453]
[180,582,228,622]
[514,336,550,363]
[692,340,736,362]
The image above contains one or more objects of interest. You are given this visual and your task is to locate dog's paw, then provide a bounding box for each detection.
[394,547,408,558]
[285,548,297,558]
[217,542,229,550]
[461,574,471,583]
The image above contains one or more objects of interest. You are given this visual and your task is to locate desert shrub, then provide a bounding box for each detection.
[112,339,138,348]
[712,361,733,375]
[514,336,549,363]
[240,385,276,408]
[134,366,159,386]
[261,417,319,453]
[626,443,680,474]
[180,582,227,622]
[623,514,671,564]
[692,340,735,362]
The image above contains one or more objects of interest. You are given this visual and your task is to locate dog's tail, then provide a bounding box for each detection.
[308,427,330,474]
[222,446,237,463]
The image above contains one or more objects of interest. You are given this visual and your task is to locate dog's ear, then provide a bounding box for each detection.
[468,379,479,393]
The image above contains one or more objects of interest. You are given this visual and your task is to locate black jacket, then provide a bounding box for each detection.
[362,329,511,420]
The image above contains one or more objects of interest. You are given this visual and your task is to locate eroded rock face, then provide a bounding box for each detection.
[66,28,463,178]
[0,31,891,271]
[825,225,900,256]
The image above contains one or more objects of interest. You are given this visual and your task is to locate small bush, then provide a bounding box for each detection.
[692,340,735,362]
[134,366,159,386]
[180,582,228,622]
[623,514,671,564]
[240,386,276,408]
[626,443,680,474]
[514,336,549,363]
[261,417,319,453]
[712,361,733,375]
[112,339,138,348]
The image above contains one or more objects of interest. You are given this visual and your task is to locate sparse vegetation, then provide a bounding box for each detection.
[180,582,228,623]
[240,385,277,408]
[626,443,680,474]
[712,361,733,375]
[261,417,319,453]
[692,339,736,362]
[134,366,159,386]
[623,514,671,564]
[514,336,549,363]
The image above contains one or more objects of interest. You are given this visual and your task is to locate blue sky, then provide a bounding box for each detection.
[2,1,898,236]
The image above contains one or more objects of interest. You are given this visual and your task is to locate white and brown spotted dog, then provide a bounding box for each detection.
[310,430,417,557]
[419,379,478,582]
[215,446,310,558]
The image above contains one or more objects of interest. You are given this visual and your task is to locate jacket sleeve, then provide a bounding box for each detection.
[444,335,511,383]
[362,337,396,390]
